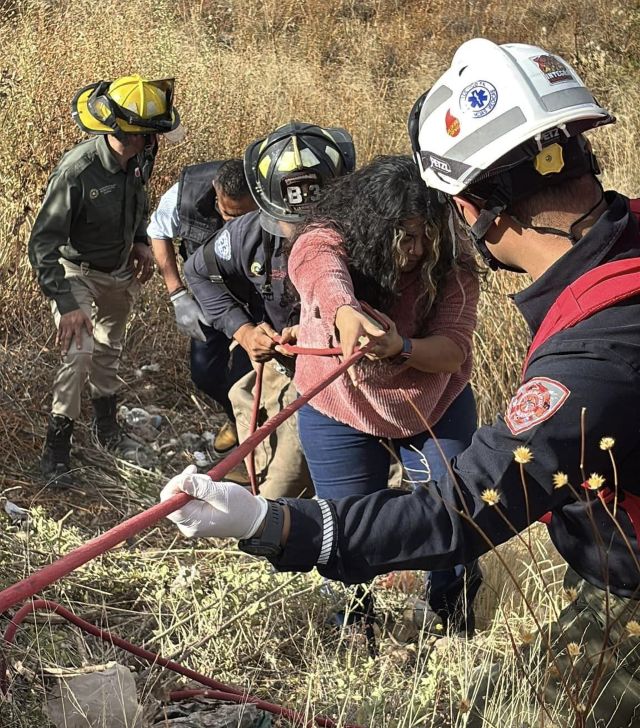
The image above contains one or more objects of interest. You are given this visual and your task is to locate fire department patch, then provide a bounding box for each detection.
[505,377,570,435]
[214,229,231,261]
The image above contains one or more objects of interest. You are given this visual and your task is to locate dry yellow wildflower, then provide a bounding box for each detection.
[513,446,533,464]
[547,664,560,679]
[599,436,615,451]
[576,703,586,714]
[519,628,535,645]
[481,488,501,506]
[586,473,606,490]
[553,472,569,489]
[563,587,579,603]
[626,620,640,637]
[567,642,582,658]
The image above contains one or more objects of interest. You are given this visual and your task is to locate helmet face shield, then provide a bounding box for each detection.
[72,76,180,136]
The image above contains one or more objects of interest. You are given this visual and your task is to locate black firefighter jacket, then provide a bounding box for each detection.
[184,210,297,341]
[270,192,640,599]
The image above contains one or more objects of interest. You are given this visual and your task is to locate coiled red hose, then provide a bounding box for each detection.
[2,600,362,727]
[0,343,375,726]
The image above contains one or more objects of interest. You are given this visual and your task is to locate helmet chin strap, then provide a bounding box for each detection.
[510,176,605,243]
[451,178,526,273]
[465,174,604,274]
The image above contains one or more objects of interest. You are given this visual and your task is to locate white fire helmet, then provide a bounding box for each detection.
[409,38,614,197]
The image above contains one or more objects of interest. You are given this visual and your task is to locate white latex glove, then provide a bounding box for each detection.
[170,289,208,342]
[160,465,268,539]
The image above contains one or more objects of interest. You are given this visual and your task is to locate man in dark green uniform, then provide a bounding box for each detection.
[28,75,181,485]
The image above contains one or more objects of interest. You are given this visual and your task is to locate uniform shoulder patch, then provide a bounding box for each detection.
[214,229,232,261]
[505,376,570,436]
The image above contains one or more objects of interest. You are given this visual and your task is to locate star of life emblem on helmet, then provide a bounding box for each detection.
[460,80,498,119]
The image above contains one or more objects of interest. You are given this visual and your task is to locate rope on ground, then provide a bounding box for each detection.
[0,341,376,727]
[1,599,364,728]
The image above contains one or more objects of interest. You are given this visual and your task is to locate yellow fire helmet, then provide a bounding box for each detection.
[71,74,180,136]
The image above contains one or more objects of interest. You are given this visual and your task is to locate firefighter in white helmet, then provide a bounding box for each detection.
[161,41,640,726]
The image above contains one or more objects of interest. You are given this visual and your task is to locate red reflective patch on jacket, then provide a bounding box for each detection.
[505,377,570,435]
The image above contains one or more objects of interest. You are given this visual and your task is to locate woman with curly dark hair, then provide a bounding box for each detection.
[283,155,482,633]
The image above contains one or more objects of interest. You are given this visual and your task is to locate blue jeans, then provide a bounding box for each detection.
[298,385,481,627]
[190,324,251,420]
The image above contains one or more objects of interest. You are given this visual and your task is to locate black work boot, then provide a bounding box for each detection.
[40,414,74,487]
[91,395,142,457]
[326,584,378,656]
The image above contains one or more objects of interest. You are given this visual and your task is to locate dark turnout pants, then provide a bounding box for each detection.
[190,324,251,420]
[468,568,640,727]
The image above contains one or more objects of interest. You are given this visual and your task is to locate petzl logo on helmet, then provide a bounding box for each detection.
[531,55,573,85]
[427,154,451,174]
[445,109,460,137]
[460,80,498,119]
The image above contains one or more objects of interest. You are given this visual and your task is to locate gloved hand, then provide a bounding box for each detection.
[170,289,208,342]
[160,465,268,539]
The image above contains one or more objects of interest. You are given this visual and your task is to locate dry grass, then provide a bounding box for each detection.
[1,0,640,726]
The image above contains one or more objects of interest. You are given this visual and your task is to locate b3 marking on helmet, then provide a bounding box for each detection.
[286,184,320,205]
[281,172,322,208]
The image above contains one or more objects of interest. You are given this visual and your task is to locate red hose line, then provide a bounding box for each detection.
[278,344,342,356]
[0,344,370,615]
[1,600,364,728]
[247,362,264,496]
[247,301,388,495]
[0,333,380,727]
[247,345,341,495]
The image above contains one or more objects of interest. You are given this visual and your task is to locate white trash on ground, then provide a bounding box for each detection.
[45,663,142,728]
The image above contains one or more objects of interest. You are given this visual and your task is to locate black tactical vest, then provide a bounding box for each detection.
[177,161,225,258]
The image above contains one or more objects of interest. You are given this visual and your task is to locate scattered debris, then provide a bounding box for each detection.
[134,363,162,378]
[45,662,142,728]
[193,450,211,468]
[151,698,271,727]
[179,432,202,450]
[3,498,29,523]
[119,406,164,442]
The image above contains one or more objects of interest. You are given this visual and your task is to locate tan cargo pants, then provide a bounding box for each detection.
[468,568,640,727]
[229,361,314,500]
[50,260,140,420]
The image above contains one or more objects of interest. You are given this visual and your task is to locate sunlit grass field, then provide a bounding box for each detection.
[1,0,640,725]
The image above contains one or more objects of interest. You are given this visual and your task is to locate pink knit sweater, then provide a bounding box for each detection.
[289,228,479,438]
